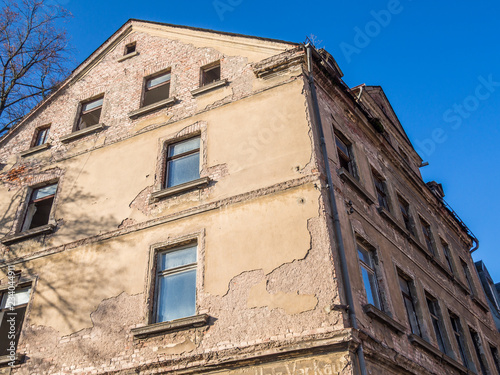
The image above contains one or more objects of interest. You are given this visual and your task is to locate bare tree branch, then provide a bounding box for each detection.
[0,0,72,135]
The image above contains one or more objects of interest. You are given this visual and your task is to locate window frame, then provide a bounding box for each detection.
[440,239,455,275]
[164,136,201,189]
[142,70,171,108]
[449,312,472,370]
[398,273,422,336]
[200,61,221,87]
[357,242,383,310]
[335,131,357,179]
[372,169,390,212]
[31,125,50,148]
[489,344,500,374]
[397,195,415,236]
[469,327,489,375]
[461,258,475,295]
[420,218,436,255]
[124,42,136,55]
[425,293,448,354]
[20,182,58,233]
[0,281,32,358]
[75,96,104,132]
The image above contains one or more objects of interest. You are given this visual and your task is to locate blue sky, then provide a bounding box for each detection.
[58,0,500,279]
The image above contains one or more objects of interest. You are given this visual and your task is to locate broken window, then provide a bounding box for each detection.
[420,219,435,255]
[335,133,356,177]
[450,312,471,369]
[399,274,421,336]
[357,243,382,310]
[76,97,103,131]
[398,196,414,235]
[21,183,57,231]
[143,71,171,107]
[125,42,136,55]
[372,170,389,211]
[165,137,200,188]
[201,62,221,86]
[154,244,197,322]
[0,286,31,356]
[426,295,447,353]
[469,327,489,374]
[33,125,50,147]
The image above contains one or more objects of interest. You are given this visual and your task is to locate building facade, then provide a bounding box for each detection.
[475,261,500,333]
[0,19,499,375]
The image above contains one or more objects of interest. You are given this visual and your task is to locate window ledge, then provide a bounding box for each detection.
[377,207,409,236]
[429,256,454,279]
[363,304,406,334]
[409,334,468,374]
[408,235,433,258]
[338,168,375,205]
[190,79,228,96]
[117,51,139,62]
[150,177,210,202]
[453,277,471,295]
[20,143,50,157]
[131,314,209,338]
[0,354,24,367]
[1,224,55,245]
[60,123,105,143]
[128,97,176,119]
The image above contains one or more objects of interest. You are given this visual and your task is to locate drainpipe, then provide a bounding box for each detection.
[305,44,368,375]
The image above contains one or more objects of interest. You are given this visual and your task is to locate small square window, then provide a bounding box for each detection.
[125,42,136,55]
[76,97,103,131]
[0,286,31,356]
[165,137,200,188]
[154,244,197,323]
[32,125,50,147]
[201,62,221,86]
[21,183,57,231]
[143,71,171,107]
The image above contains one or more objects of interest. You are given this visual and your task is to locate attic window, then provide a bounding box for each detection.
[32,125,50,147]
[125,42,136,55]
[201,62,221,86]
[76,96,103,131]
[143,71,171,107]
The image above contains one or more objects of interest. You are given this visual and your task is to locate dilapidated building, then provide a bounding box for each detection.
[0,19,499,375]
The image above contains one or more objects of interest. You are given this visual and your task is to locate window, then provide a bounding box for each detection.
[335,133,356,177]
[420,219,435,255]
[125,42,136,55]
[201,62,221,86]
[357,243,382,309]
[461,259,475,294]
[0,286,31,356]
[469,328,489,374]
[489,345,500,374]
[143,71,171,107]
[399,274,421,335]
[154,244,197,323]
[486,279,500,310]
[32,125,50,147]
[165,137,200,188]
[441,240,454,274]
[77,97,103,131]
[372,171,389,211]
[450,313,471,369]
[398,196,414,235]
[426,295,447,353]
[21,183,57,231]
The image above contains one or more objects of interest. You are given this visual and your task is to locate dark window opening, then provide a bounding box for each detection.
[143,72,170,107]
[373,171,389,211]
[125,42,136,55]
[426,295,447,353]
[450,313,470,369]
[335,134,356,177]
[441,240,454,274]
[470,328,489,374]
[489,345,500,374]
[461,260,475,294]
[21,183,57,231]
[201,62,221,86]
[420,219,435,255]
[399,274,421,336]
[398,196,414,235]
[77,97,103,131]
[33,126,50,147]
